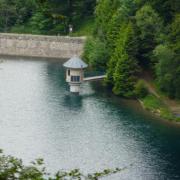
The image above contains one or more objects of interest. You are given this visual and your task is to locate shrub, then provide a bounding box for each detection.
[134,80,149,98]
[0,149,125,180]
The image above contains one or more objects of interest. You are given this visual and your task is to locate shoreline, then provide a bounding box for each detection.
[138,98,180,126]
[92,81,180,127]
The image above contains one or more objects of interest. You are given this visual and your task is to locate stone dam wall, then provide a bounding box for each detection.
[0,33,86,59]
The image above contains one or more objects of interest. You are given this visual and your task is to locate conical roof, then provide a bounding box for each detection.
[63,56,88,69]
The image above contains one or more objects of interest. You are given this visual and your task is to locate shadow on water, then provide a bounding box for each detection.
[46,61,66,86]
[63,94,83,110]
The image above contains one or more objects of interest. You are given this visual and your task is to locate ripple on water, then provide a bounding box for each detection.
[0,58,180,180]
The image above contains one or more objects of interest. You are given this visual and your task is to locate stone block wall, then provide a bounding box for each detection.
[0,33,86,59]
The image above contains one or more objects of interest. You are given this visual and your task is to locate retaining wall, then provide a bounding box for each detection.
[0,33,86,59]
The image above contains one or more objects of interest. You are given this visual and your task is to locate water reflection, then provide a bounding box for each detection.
[63,94,83,110]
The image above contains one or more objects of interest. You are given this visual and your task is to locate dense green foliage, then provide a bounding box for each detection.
[83,37,108,69]
[0,0,96,35]
[0,149,124,180]
[0,0,36,32]
[135,4,162,67]
[154,44,180,99]
[153,14,180,99]
[83,0,180,99]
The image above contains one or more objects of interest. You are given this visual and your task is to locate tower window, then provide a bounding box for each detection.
[68,69,70,76]
[71,76,80,82]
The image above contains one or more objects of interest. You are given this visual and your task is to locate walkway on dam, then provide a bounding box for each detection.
[84,75,106,82]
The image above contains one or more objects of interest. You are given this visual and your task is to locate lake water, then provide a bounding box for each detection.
[0,58,180,180]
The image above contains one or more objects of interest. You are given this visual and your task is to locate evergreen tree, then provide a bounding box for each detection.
[106,0,137,55]
[107,22,139,97]
[94,0,118,41]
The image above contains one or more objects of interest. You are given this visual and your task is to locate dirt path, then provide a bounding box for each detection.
[140,71,180,117]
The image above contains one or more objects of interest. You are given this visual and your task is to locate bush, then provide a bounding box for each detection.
[134,80,149,98]
[0,149,124,180]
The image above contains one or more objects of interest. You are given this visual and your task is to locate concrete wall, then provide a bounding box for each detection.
[0,33,86,59]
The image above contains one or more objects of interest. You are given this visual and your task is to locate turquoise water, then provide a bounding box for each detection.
[0,58,180,179]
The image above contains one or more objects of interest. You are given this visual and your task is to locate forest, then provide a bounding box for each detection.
[83,0,180,101]
[0,0,96,34]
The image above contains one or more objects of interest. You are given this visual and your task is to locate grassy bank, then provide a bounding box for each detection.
[140,95,174,120]
[139,94,180,122]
